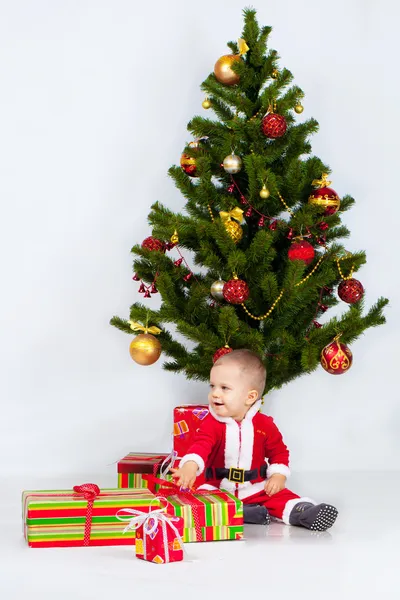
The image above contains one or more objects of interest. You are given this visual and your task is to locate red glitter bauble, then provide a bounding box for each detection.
[213,345,233,363]
[141,237,165,252]
[261,113,287,138]
[308,186,340,216]
[288,240,315,265]
[338,278,364,304]
[223,278,250,304]
[320,337,353,375]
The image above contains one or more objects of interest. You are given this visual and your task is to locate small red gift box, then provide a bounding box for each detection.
[173,405,209,487]
[118,507,184,564]
[117,453,172,489]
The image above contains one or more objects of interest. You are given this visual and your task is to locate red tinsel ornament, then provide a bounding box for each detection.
[261,113,287,139]
[338,278,364,304]
[320,334,353,375]
[141,237,165,253]
[223,276,250,304]
[213,345,233,363]
[288,239,315,265]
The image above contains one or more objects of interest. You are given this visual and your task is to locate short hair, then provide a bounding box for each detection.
[213,349,267,396]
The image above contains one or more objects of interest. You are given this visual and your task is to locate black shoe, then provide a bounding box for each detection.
[289,502,338,531]
[243,504,271,525]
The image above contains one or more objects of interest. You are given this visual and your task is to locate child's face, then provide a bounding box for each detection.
[208,362,259,421]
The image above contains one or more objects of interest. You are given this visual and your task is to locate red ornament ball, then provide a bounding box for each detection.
[338,278,364,304]
[261,113,287,138]
[288,240,315,265]
[213,345,233,363]
[320,336,353,375]
[308,186,340,216]
[141,237,165,252]
[223,278,250,304]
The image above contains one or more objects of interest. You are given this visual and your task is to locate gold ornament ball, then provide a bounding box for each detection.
[224,220,243,244]
[223,153,242,174]
[129,333,162,366]
[259,185,270,199]
[210,279,226,301]
[214,54,241,86]
[271,69,279,79]
[202,97,212,109]
[294,103,304,114]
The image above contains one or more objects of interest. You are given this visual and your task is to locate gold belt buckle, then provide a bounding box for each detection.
[228,467,245,484]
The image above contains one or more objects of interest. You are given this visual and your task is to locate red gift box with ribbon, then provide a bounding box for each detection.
[143,475,244,543]
[173,405,210,487]
[22,484,162,548]
[117,452,175,489]
[117,506,185,564]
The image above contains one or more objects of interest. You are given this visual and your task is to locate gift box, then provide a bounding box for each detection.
[117,452,174,489]
[118,507,184,564]
[144,476,243,543]
[173,405,209,487]
[22,484,162,548]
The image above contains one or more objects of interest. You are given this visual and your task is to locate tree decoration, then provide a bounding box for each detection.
[223,275,250,304]
[213,344,233,363]
[202,97,212,109]
[259,184,270,199]
[223,153,242,174]
[210,279,226,301]
[141,237,165,253]
[219,208,244,244]
[288,239,315,265]
[336,255,364,303]
[128,321,162,366]
[308,173,341,215]
[214,38,249,85]
[320,334,353,375]
[294,102,304,114]
[261,102,287,138]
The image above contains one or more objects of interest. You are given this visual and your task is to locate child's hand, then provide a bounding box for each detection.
[264,474,286,496]
[170,461,198,490]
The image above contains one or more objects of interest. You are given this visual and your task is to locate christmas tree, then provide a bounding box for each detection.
[110,8,388,393]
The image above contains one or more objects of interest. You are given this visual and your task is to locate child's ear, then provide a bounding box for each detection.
[246,389,259,405]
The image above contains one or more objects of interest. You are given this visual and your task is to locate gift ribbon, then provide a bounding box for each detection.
[73,483,101,546]
[128,321,162,335]
[143,475,203,542]
[219,207,244,224]
[158,450,180,479]
[116,503,185,563]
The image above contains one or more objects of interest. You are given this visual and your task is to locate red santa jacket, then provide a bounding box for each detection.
[179,400,290,500]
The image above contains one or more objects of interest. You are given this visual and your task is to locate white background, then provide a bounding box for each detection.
[0,0,398,486]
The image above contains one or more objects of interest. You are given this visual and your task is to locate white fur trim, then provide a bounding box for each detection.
[197,484,219,491]
[238,480,266,499]
[281,497,316,525]
[208,399,263,423]
[179,453,205,475]
[267,463,291,479]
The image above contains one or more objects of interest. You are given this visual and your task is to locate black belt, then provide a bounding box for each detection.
[205,464,267,485]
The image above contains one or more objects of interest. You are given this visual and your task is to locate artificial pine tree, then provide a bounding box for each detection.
[111,8,388,392]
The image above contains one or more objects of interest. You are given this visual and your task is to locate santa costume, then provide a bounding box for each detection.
[179,400,338,531]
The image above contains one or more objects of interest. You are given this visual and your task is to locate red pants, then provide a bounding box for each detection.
[243,488,304,523]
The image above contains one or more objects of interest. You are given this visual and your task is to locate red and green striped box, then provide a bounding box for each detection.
[22,487,160,548]
[117,453,173,489]
[163,490,243,543]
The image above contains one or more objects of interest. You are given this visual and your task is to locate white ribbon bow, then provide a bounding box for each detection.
[158,450,181,480]
[116,502,185,563]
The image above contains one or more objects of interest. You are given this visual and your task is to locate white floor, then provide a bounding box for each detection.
[1,471,399,600]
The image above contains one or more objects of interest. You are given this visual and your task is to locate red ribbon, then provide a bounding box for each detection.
[73,483,100,546]
[143,475,203,542]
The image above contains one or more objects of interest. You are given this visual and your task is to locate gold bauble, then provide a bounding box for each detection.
[271,69,279,79]
[294,103,304,114]
[214,54,241,86]
[224,220,243,244]
[223,153,242,174]
[202,97,212,109]
[210,279,226,301]
[259,184,270,199]
[129,333,161,366]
